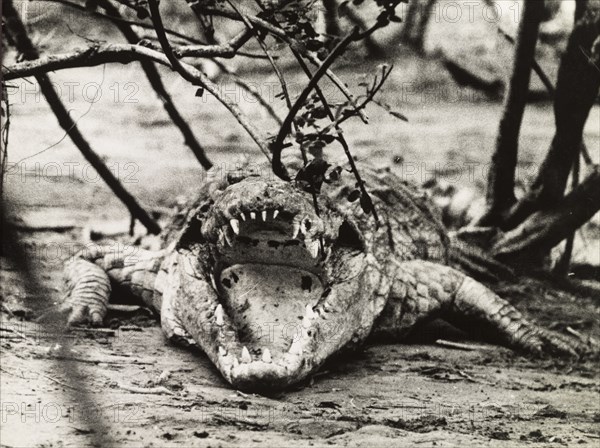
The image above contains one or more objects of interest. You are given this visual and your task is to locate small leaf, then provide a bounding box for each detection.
[321,134,336,144]
[195,88,204,97]
[317,48,329,61]
[325,166,342,182]
[360,194,373,213]
[312,107,328,120]
[295,159,331,194]
[136,8,149,20]
[348,189,361,202]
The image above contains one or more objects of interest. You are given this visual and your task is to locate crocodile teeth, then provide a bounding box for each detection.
[218,346,227,357]
[230,219,240,235]
[223,227,234,246]
[215,304,224,326]
[289,338,302,355]
[241,346,252,363]
[306,239,319,258]
[210,273,218,291]
[261,210,267,221]
[262,348,272,363]
[292,220,301,239]
[250,212,256,220]
[273,210,279,219]
[240,212,247,221]
[305,304,316,319]
[303,304,315,328]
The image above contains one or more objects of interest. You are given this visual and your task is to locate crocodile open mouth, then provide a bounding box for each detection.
[190,179,369,390]
[209,209,331,364]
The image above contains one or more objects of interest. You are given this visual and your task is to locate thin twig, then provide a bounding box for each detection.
[226,1,293,109]
[319,65,393,135]
[117,383,175,395]
[147,0,271,160]
[271,27,362,178]
[292,51,382,226]
[193,4,368,122]
[224,0,313,179]
[35,0,206,45]
[41,0,269,59]
[97,0,213,169]
[212,60,283,126]
[2,43,235,79]
[3,1,161,234]
[0,83,10,201]
[175,29,253,58]
[435,339,489,351]
[0,324,37,343]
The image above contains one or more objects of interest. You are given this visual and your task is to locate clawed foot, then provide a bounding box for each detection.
[515,325,598,360]
[38,297,107,327]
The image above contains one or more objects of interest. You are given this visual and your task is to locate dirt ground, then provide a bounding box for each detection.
[2,15,600,447]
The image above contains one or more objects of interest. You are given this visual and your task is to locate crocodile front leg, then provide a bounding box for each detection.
[48,244,167,326]
[374,260,592,358]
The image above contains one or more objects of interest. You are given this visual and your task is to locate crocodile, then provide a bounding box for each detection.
[56,155,592,392]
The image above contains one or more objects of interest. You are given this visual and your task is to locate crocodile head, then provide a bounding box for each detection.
[176,170,388,392]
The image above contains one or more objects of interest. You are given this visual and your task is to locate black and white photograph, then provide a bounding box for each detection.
[1,0,599,446]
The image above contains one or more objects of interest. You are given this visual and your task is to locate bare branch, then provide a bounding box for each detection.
[96,0,212,169]
[293,51,384,226]
[38,0,206,44]
[504,1,600,229]
[478,0,545,226]
[212,60,283,126]
[147,0,271,160]
[175,29,253,57]
[497,24,594,167]
[492,166,600,257]
[193,3,368,122]
[2,0,161,235]
[0,84,10,201]
[271,27,362,179]
[2,43,237,79]
[3,49,271,163]
[319,65,393,135]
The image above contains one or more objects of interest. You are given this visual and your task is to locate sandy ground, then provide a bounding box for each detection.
[2,10,600,446]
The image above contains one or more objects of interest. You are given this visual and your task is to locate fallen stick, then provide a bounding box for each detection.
[117,383,174,395]
[435,339,489,351]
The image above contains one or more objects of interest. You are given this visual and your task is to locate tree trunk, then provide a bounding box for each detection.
[400,0,436,54]
[477,0,545,226]
[503,1,600,230]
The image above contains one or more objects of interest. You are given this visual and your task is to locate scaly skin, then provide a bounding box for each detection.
[56,156,593,392]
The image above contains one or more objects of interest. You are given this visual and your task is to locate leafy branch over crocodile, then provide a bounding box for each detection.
[51,155,594,392]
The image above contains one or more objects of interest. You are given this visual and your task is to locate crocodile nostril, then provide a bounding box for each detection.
[303,218,312,231]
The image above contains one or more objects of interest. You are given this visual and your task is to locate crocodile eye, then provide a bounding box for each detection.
[199,201,212,213]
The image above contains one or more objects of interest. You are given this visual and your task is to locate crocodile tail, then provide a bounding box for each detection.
[447,235,516,283]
